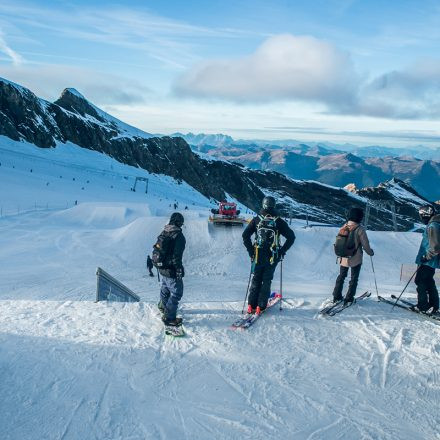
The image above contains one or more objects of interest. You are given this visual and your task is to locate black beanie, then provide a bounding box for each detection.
[348,207,364,223]
[169,212,184,227]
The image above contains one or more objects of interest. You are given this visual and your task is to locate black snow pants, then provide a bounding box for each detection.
[248,262,277,310]
[415,265,439,311]
[332,264,362,302]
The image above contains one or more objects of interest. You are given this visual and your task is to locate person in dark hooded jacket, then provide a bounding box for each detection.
[157,212,186,326]
[242,196,295,314]
[414,205,440,313]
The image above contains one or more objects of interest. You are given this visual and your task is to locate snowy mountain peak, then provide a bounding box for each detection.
[55,87,103,121]
[0,76,29,95]
[63,88,86,99]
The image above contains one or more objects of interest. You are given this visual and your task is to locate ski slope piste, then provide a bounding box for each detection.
[0,138,439,440]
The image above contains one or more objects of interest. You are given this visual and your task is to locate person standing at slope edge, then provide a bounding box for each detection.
[146,255,154,277]
[152,212,186,326]
[332,207,374,305]
[242,196,295,314]
[414,205,440,313]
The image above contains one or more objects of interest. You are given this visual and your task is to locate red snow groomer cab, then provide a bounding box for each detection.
[209,201,247,227]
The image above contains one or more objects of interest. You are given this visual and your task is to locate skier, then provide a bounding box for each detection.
[242,196,295,314]
[154,212,186,326]
[332,207,374,304]
[414,205,440,313]
[146,255,154,277]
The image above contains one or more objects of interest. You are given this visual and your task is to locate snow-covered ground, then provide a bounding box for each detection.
[1,139,439,440]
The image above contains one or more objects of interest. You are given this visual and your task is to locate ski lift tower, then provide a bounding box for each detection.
[366,199,398,231]
[133,177,149,194]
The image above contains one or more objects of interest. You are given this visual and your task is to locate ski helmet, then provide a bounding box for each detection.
[262,196,276,210]
[418,205,436,225]
[169,212,184,227]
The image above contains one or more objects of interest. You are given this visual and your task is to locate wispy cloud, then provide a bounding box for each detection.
[0,1,265,69]
[0,63,150,104]
[0,28,23,65]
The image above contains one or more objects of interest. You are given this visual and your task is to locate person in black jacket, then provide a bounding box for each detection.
[242,196,295,314]
[146,255,154,277]
[157,212,186,326]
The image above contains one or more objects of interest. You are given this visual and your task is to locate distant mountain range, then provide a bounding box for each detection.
[174,133,440,201]
[174,132,440,160]
[0,76,436,230]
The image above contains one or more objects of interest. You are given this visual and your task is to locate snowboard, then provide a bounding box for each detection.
[164,323,185,337]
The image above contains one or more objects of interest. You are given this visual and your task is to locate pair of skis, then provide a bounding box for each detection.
[231,292,282,330]
[378,295,440,322]
[319,291,371,316]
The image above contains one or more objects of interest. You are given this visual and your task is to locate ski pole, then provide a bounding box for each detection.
[241,265,253,314]
[279,258,283,311]
[392,266,420,309]
[370,256,379,299]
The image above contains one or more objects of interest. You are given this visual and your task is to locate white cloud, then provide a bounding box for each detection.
[174,34,360,106]
[0,64,150,104]
[175,34,440,120]
[352,60,440,119]
[0,29,23,65]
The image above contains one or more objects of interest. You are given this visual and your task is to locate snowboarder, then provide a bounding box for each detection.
[414,205,440,313]
[146,255,154,277]
[332,207,374,304]
[242,196,295,314]
[154,212,186,326]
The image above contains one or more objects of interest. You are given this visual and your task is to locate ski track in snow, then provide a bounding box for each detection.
[1,139,440,439]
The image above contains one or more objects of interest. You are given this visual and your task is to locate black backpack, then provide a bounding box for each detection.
[334,224,359,258]
[152,232,174,269]
[256,215,279,249]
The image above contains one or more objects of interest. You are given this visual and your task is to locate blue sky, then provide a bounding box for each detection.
[1,0,440,146]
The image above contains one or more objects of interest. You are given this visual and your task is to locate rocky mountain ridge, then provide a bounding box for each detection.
[0,77,433,230]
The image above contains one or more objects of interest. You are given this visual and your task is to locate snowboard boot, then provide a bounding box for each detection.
[157,301,165,314]
[162,317,183,326]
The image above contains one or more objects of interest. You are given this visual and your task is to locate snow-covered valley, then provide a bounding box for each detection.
[1,139,439,440]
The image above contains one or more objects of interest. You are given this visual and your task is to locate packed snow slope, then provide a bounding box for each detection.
[1,140,440,440]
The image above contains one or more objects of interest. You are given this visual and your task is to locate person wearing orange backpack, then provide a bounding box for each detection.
[332,207,374,304]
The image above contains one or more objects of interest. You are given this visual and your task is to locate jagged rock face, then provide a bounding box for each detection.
[0,80,61,147]
[0,77,432,230]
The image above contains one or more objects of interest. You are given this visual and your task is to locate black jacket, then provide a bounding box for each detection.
[158,224,186,278]
[242,209,295,262]
[147,255,154,270]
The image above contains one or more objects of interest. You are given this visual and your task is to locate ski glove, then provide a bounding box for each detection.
[421,255,430,263]
[276,251,286,263]
[175,267,184,279]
